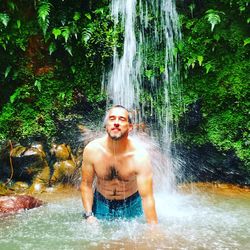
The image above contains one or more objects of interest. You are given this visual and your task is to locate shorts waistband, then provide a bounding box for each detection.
[94,190,140,206]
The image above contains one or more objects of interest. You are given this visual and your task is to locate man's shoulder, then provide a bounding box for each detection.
[84,137,105,153]
[129,137,150,163]
[129,137,148,154]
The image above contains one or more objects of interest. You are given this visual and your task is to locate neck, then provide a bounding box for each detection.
[106,135,129,155]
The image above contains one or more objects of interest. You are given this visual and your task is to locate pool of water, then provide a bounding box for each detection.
[1,185,250,250]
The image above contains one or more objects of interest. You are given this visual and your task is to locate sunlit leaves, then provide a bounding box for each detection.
[64,44,72,56]
[73,12,81,21]
[81,28,93,44]
[52,28,61,39]
[34,80,42,92]
[4,66,12,78]
[49,42,56,55]
[16,20,21,29]
[205,9,225,31]
[243,38,250,46]
[0,13,10,27]
[197,55,203,66]
[85,13,91,20]
[61,27,70,43]
[7,1,17,12]
[37,0,52,35]
[188,3,195,18]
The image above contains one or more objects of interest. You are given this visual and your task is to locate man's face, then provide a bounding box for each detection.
[105,107,132,140]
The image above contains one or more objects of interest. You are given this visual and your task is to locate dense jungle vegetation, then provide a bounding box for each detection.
[0,1,249,170]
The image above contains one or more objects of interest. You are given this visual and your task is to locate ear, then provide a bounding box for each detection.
[128,124,133,132]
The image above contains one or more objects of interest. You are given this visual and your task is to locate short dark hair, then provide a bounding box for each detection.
[103,105,132,125]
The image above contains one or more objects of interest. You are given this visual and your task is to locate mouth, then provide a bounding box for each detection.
[111,128,120,131]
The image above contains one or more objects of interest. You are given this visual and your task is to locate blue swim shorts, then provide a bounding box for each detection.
[92,190,143,220]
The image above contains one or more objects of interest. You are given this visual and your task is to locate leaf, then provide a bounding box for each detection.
[37,0,52,35]
[7,1,16,11]
[64,44,72,56]
[81,28,92,44]
[34,80,41,92]
[38,0,51,22]
[4,66,12,78]
[145,69,153,79]
[205,63,212,73]
[10,89,20,103]
[85,13,91,20]
[71,66,76,74]
[243,38,250,46]
[52,28,61,39]
[49,42,56,55]
[16,20,21,29]
[187,58,196,68]
[205,9,225,32]
[160,66,165,73]
[59,92,65,100]
[197,55,203,66]
[0,13,10,27]
[73,12,81,21]
[94,8,104,15]
[62,27,70,43]
[213,34,220,41]
[188,3,195,18]
[177,41,184,52]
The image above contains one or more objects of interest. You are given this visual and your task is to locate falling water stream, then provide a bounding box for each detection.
[103,0,181,191]
[1,1,250,249]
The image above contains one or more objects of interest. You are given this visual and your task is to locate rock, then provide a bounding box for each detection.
[12,181,29,192]
[175,143,250,186]
[0,142,48,183]
[50,143,71,160]
[0,195,43,214]
[29,166,51,193]
[50,160,77,184]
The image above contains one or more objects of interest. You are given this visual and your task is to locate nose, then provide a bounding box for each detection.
[113,118,120,127]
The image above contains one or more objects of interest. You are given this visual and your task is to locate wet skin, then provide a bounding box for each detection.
[80,106,158,223]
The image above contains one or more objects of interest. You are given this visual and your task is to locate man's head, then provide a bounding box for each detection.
[104,105,133,141]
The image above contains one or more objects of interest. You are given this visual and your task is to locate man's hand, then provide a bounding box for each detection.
[86,215,98,224]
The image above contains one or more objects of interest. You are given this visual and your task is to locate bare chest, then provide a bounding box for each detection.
[93,154,136,182]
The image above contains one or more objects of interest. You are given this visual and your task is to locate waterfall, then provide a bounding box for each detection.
[103,0,181,191]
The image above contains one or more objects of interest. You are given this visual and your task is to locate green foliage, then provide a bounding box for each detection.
[178,0,250,167]
[205,9,225,31]
[0,0,113,141]
[0,13,10,27]
[37,0,52,35]
[0,73,76,140]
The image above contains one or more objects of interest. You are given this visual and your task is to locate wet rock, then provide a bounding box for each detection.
[50,160,78,184]
[175,143,250,186]
[30,166,51,193]
[0,195,43,214]
[12,182,29,192]
[49,144,78,185]
[50,143,71,161]
[0,142,47,183]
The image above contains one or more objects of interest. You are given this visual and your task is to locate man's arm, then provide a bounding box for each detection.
[80,145,95,219]
[136,152,158,224]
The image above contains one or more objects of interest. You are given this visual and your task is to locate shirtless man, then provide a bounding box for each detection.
[80,105,158,224]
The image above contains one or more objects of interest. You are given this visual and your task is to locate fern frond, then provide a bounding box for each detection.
[81,28,93,44]
[205,9,225,32]
[37,0,52,35]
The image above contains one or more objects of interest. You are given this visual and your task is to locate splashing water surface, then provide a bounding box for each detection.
[0,187,250,249]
